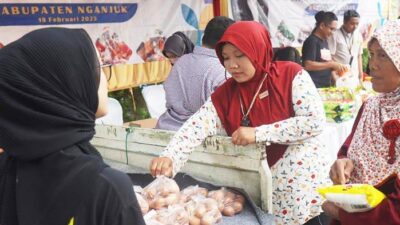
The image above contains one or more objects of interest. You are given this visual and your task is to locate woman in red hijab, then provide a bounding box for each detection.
[150,21,331,225]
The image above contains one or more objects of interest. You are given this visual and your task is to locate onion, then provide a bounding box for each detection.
[165,193,179,205]
[225,191,236,200]
[185,202,196,215]
[145,188,157,199]
[232,201,243,213]
[218,203,224,212]
[235,195,245,204]
[180,194,189,203]
[194,205,206,218]
[176,210,189,225]
[152,198,166,209]
[135,193,149,214]
[198,188,208,196]
[200,215,214,225]
[189,216,201,225]
[208,190,225,202]
[223,195,234,204]
[222,206,235,216]
[204,199,218,211]
[159,186,170,197]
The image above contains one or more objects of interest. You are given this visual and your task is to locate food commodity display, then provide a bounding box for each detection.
[318,87,356,123]
[134,176,245,225]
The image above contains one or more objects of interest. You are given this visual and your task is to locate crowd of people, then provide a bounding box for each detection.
[0,8,399,225]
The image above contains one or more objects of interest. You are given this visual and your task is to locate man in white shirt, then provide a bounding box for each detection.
[328,10,363,89]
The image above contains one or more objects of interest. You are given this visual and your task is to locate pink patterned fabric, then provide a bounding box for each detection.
[347,88,400,184]
[347,20,400,185]
[372,20,400,73]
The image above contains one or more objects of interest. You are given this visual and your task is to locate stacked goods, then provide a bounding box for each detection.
[318,87,356,123]
[137,177,246,225]
[207,188,245,217]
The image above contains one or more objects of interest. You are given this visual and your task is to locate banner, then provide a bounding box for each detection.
[0,0,214,65]
[229,0,392,47]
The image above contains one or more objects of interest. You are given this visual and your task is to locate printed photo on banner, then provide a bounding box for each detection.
[267,0,390,47]
[0,0,214,65]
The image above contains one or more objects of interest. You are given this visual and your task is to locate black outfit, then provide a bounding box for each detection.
[162,31,194,57]
[0,28,145,225]
[302,34,332,88]
[303,213,331,225]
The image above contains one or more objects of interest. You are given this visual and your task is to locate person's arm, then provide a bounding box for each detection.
[302,36,345,72]
[329,104,364,185]
[303,59,343,72]
[159,100,220,176]
[255,69,325,145]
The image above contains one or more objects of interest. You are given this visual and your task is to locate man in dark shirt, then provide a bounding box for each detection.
[302,11,346,88]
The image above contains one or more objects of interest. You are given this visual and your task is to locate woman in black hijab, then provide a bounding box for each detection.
[162,31,194,65]
[0,28,145,225]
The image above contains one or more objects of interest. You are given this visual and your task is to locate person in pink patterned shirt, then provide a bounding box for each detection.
[324,20,400,225]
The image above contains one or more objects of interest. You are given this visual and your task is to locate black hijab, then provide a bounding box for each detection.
[0,28,107,225]
[162,31,194,57]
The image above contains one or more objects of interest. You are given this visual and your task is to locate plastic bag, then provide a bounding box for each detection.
[143,176,180,209]
[185,196,222,225]
[207,188,245,216]
[144,205,189,225]
[135,192,150,215]
[318,184,386,213]
[180,185,209,203]
[133,185,150,215]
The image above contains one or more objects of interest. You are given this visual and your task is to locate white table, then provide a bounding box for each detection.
[318,119,355,164]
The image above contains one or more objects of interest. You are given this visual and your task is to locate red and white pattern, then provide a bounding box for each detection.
[348,88,400,185]
[372,20,400,73]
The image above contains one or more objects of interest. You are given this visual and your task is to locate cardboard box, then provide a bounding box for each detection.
[124,118,158,129]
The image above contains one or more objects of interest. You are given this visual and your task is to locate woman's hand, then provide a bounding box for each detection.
[150,157,173,177]
[329,158,354,184]
[231,127,256,146]
[322,201,340,220]
[0,148,3,154]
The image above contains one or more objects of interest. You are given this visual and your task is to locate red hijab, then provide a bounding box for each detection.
[211,21,302,167]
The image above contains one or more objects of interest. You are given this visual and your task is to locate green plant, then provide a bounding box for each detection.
[362,48,369,73]
[108,87,150,122]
